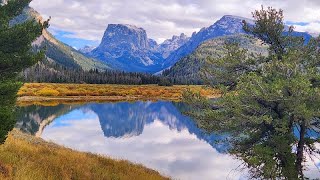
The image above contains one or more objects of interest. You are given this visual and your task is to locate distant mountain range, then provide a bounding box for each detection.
[162,15,255,69]
[84,15,255,73]
[86,24,189,73]
[82,15,311,75]
[15,6,313,77]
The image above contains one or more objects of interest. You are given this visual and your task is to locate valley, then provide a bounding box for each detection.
[1,0,320,179]
[8,3,312,87]
[18,6,312,85]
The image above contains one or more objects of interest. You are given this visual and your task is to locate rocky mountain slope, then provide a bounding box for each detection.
[163,34,269,84]
[15,7,109,71]
[79,45,96,54]
[160,15,313,77]
[15,5,312,75]
[88,24,190,73]
[90,24,164,73]
[161,15,255,69]
[157,33,190,59]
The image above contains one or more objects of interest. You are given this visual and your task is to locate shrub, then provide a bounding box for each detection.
[36,88,60,97]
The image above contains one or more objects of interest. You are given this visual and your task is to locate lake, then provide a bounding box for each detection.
[16,101,320,180]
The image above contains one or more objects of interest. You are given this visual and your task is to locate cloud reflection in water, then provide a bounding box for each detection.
[41,101,247,180]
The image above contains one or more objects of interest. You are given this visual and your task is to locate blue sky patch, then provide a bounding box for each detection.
[49,29,100,49]
[51,109,98,128]
[286,21,310,26]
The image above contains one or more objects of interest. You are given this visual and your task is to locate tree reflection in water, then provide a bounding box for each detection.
[184,98,320,179]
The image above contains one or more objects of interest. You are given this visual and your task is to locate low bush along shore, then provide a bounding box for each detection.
[0,129,169,180]
[17,83,221,104]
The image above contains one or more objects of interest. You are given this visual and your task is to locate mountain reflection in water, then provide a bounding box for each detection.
[16,101,320,180]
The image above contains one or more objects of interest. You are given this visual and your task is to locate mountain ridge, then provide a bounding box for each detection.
[14,6,110,71]
[89,24,190,73]
[161,15,255,70]
[15,6,314,75]
[89,24,163,73]
[163,34,269,84]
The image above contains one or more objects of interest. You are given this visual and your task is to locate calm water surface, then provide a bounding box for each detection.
[16,101,320,180]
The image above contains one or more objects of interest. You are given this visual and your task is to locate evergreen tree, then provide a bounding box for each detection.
[186,6,320,179]
[0,0,48,143]
[203,42,261,89]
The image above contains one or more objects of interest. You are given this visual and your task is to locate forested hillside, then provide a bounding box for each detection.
[21,60,161,85]
[163,34,268,84]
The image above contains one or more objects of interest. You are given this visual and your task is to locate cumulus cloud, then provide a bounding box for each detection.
[30,0,320,44]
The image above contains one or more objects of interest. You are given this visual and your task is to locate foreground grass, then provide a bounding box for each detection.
[17,83,221,106]
[0,130,169,180]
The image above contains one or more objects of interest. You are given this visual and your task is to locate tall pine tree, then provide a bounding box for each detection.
[185,6,320,179]
[0,0,48,143]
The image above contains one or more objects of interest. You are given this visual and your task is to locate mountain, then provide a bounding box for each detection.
[79,45,96,54]
[89,24,191,73]
[14,7,109,71]
[69,16,312,74]
[161,15,312,72]
[163,34,269,84]
[162,15,254,69]
[90,24,165,73]
[148,39,158,51]
[15,7,312,74]
[158,33,190,59]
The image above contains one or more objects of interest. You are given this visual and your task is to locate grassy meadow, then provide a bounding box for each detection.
[17,83,221,106]
[0,130,169,180]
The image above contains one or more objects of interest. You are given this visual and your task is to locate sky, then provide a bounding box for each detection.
[30,0,320,49]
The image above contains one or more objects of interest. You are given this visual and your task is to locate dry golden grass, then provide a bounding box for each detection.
[17,83,221,106]
[0,130,169,180]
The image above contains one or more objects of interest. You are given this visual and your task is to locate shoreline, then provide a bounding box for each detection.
[0,129,169,179]
[17,83,221,106]
[17,95,182,103]
[16,96,182,107]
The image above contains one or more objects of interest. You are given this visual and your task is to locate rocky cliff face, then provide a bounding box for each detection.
[90,24,165,73]
[79,45,96,54]
[148,39,158,52]
[97,24,149,51]
[158,33,190,58]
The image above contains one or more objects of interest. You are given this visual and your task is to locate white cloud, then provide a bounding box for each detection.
[294,23,320,37]
[42,114,247,180]
[29,0,320,44]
